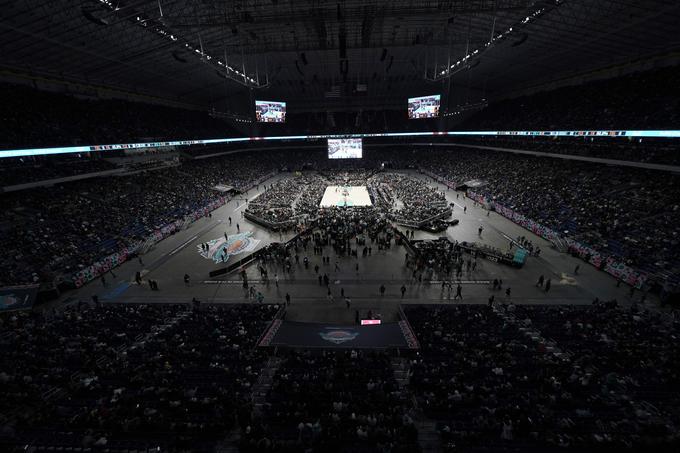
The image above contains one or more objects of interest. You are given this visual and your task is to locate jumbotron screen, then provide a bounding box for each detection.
[408,94,440,119]
[328,138,363,159]
[255,100,286,123]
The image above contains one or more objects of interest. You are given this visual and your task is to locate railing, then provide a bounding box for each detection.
[244,211,298,231]
[397,305,421,349]
[393,207,453,229]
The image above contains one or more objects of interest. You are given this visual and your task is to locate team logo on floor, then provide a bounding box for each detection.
[197,232,260,263]
[319,328,359,345]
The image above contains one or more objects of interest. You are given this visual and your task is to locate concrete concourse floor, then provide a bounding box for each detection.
[56,170,653,325]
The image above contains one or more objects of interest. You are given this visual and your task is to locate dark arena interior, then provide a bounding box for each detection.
[3,1,680,452]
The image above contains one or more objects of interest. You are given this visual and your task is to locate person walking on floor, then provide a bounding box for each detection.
[454,284,463,300]
[285,293,291,306]
[379,284,386,297]
[401,285,406,298]
[536,275,544,287]
[545,279,551,292]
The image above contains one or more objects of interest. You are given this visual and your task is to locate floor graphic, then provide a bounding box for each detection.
[197,231,261,263]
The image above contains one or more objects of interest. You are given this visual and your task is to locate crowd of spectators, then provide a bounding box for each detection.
[316,206,387,241]
[0,152,281,286]
[409,239,488,282]
[246,170,451,235]
[3,135,680,288]
[246,174,327,230]
[373,173,449,226]
[418,147,680,279]
[0,155,117,187]
[246,179,301,228]
[243,350,419,452]
[0,84,235,150]
[448,136,680,166]
[0,303,277,451]
[460,65,680,131]
[405,304,680,452]
[293,176,328,218]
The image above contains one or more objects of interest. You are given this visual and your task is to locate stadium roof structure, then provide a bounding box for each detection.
[1,0,679,113]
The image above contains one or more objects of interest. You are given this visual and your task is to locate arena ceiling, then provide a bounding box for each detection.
[1,0,679,114]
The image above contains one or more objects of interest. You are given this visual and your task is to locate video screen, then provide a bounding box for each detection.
[408,94,440,119]
[255,100,286,123]
[328,138,363,159]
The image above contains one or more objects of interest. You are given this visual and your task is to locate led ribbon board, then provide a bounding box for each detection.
[2,130,680,158]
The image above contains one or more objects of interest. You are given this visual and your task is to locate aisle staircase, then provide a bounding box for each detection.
[252,355,283,417]
[391,356,442,452]
[415,419,443,453]
[215,429,241,453]
[391,356,411,389]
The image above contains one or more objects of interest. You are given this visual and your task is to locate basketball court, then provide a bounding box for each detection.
[319,185,372,207]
